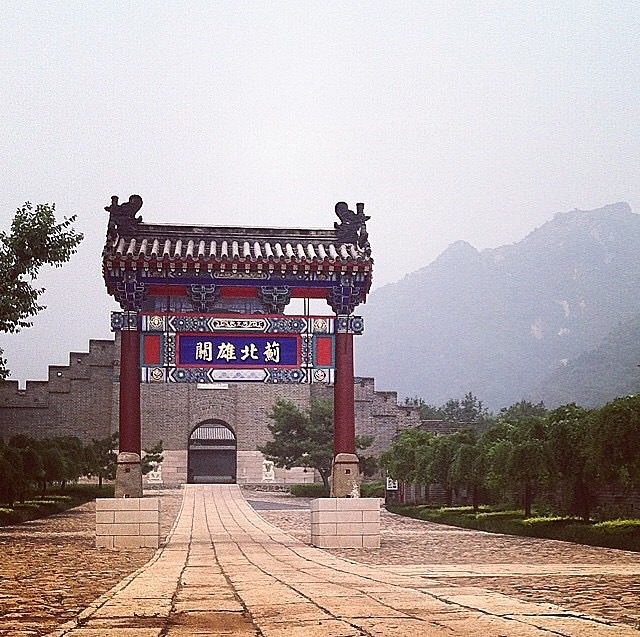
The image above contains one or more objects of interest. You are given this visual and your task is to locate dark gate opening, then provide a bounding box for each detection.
[188,422,237,484]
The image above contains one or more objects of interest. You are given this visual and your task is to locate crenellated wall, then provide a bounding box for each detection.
[0,340,115,442]
[0,337,420,485]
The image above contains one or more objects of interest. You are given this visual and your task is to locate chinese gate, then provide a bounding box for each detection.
[102,196,372,497]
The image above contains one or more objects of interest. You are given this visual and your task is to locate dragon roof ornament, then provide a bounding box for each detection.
[334,202,371,255]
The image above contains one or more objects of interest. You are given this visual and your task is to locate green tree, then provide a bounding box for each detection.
[51,436,86,488]
[9,435,45,498]
[142,440,164,475]
[85,433,118,488]
[590,395,640,490]
[353,434,378,477]
[379,428,436,484]
[450,431,486,512]
[424,434,460,505]
[440,392,491,425]
[499,400,547,420]
[1,445,27,503]
[403,397,444,420]
[40,446,66,492]
[260,399,332,488]
[546,404,594,521]
[259,399,372,489]
[0,451,17,506]
[19,446,45,494]
[0,202,82,378]
[485,415,548,517]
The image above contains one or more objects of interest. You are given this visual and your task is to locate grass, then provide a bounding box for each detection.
[0,484,114,526]
[387,504,640,552]
[360,481,385,498]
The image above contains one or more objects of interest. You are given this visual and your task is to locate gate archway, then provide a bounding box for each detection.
[187,420,237,484]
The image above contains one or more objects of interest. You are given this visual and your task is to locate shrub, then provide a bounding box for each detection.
[0,484,113,527]
[0,507,28,525]
[387,505,640,552]
[360,482,384,498]
[289,483,329,498]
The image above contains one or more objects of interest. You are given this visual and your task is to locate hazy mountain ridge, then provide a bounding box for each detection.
[356,202,640,409]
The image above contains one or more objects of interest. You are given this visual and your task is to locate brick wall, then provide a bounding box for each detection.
[0,339,115,442]
[0,337,419,486]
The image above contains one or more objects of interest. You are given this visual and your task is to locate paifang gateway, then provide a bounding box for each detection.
[0,198,437,486]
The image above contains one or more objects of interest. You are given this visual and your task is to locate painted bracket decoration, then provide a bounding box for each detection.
[132,313,363,384]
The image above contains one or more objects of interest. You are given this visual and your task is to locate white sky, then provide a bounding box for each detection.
[1,1,639,383]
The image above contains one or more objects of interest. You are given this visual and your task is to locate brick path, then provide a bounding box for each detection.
[45,485,640,636]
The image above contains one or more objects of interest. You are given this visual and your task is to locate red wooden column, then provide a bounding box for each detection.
[119,311,141,455]
[334,324,356,456]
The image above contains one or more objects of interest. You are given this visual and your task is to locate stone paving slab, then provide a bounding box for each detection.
[42,484,640,636]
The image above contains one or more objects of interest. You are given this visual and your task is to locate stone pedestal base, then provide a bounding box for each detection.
[95,497,160,549]
[310,498,380,548]
[114,452,142,499]
[330,452,360,498]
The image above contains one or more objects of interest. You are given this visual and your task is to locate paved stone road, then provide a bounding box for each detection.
[254,490,640,630]
[43,485,640,636]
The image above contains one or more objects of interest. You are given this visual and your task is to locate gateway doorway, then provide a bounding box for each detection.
[188,421,237,484]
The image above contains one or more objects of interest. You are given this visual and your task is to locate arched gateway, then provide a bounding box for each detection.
[188,421,237,484]
[102,196,372,497]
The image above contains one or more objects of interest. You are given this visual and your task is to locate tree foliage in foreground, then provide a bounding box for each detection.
[0,202,83,378]
[382,395,640,521]
[259,399,374,489]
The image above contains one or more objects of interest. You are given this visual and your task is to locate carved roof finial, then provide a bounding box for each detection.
[105,194,143,240]
[334,201,370,253]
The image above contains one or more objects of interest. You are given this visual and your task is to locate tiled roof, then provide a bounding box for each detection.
[190,425,236,441]
[103,222,371,266]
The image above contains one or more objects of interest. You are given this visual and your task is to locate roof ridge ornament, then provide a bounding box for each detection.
[105,194,143,240]
[334,202,370,254]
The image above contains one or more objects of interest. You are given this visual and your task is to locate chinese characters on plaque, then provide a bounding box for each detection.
[178,335,298,367]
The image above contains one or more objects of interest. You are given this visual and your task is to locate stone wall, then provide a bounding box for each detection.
[0,336,420,486]
[312,377,421,457]
[0,339,115,442]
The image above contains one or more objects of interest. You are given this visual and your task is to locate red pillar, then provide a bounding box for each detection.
[334,330,355,456]
[119,314,141,455]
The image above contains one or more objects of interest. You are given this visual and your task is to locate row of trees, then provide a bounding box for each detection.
[404,392,491,424]
[381,396,640,521]
[0,433,163,506]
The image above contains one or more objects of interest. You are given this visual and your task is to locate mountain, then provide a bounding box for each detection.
[356,202,640,410]
[532,314,640,408]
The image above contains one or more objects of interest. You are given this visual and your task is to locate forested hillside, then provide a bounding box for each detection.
[357,202,640,409]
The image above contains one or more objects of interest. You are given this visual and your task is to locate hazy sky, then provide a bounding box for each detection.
[1,1,639,383]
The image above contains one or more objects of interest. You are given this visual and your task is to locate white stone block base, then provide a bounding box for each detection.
[96,497,160,549]
[310,498,380,548]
